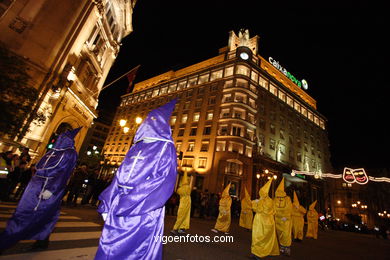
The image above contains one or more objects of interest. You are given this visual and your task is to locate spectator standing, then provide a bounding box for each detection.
[66,164,88,206]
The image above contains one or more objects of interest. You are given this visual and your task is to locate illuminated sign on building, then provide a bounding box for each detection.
[268,57,308,90]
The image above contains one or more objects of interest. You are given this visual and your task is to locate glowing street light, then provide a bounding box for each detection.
[135,116,142,125]
[123,127,130,134]
[119,119,127,127]
[337,200,341,204]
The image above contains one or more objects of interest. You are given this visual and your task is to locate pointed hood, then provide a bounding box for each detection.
[53,127,82,149]
[259,178,272,198]
[241,187,252,210]
[134,99,177,143]
[293,191,300,207]
[309,200,317,210]
[221,183,231,198]
[244,187,251,200]
[275,177,286,197]
[180,169,189,186]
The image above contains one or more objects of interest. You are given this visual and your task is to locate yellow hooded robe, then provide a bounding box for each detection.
[274,178,293,247]
[291,191,306,240]
[173,170,191,230]
[214,183,232,233]
[239,187,253,230]
[251,179,279,258]
[306,200,318,239]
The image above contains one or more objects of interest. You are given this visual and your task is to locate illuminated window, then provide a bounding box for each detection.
[208,96,216,105]
[225,160,243,175]
[175,141,182,152]
[182,158,193,167]
[286,96,293,107]
[219,125,228,135]
[160,86,168,95]
[223,94,232,103]
[235,93,246,103]
[206,111,213,121]
[168,83,177,93]
[225,66,234,77]
[259,76,268,89]
[236,65,250,76]
[170,116,176,125]
[198,73,209,84]
[231,125,243,137]
[269,139,276,150]
[246,146,252,158]
[251,71,259,82]
[181,114,188,124]
[178,80,187,90]
[187,142,195,152]
[195,99,202,108]
[188,77,198,87]
[211,70,223,81]
[193,112,200,122]
[216,141,226,151]
[229,142,244,154]
[269,84,278,96]
[224,80,233,88]
[221,108,230,118]
[278,90,286,102]
[198,158,207,168]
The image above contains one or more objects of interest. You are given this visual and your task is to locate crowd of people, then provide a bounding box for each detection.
[0,149,112,208]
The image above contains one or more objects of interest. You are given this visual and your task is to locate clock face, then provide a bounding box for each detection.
[239,52,249,60]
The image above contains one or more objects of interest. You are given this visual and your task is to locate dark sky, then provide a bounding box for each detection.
[98,1,388,170]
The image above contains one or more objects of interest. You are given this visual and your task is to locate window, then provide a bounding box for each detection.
[182,158,193,167]
[297,152,302,162]
[270,124,276,134]
[203,125,212,135]
[178,128,185,136]
[193,112,200,122]
[198,158,207,168]
[269,139,276,150]
[178,80,187,90]
[181,114,188,123]
[216,141,226,151]
[225,66,234,77]
[168,83,177,93]
[208,96,216,105]
[170,116,176,125]
[210,70,223,81]
[206,111,213,121]
[225,160,243,175]
[198,73,209,84]
[200,141,209,152]
[183,101,190,110]
[246,146,252,157]
[190,127,197,136]
[286,96,293,107]
[188,77,197,87]
[235,93,246,104]
[152,88,159,97]
[224,80,233,88]
[269,84,278,96]
[232,125,242,136]
[175,141,182,152]
[259,76,268,89]
[236,65,250,76]
[251,71,259,82]
[223,94,232,103]
[219,125,228,135]
[236,79,248,88]
[187,142,195,152]
[229,142,244,154]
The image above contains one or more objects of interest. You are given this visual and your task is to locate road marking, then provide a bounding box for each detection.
[0,246,98,260]
[0,213,81,220]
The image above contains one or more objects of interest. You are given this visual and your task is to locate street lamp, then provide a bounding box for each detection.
[119,119,127,127]
[135,116,142,125]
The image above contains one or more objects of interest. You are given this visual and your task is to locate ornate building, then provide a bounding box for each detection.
[0,0,136,159]
[103,30,332,205]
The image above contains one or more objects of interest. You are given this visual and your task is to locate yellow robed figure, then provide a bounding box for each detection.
[274,178,293,256]
[172,170,191,231]
[251,179,279,258]
[306,200,318,239]
[291,191,306,241]
[239,187,253,230]
[212,183,232,233]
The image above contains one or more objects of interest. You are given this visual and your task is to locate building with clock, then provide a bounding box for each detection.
[103,29,332,207]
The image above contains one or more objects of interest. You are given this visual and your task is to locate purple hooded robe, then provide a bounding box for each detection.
[95,99,178,260]
[0,128,80,250]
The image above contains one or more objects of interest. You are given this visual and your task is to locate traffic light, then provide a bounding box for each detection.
[47,133,59,150]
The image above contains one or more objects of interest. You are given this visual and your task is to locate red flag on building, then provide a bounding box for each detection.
[126,65,140,93]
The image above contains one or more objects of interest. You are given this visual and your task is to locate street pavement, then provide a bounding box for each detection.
[1,202,389,260]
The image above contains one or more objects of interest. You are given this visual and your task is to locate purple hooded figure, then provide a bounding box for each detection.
[95,99,178,260]
[0,127,80,251]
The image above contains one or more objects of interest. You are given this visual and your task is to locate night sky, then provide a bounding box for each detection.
[97,1,388,171]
